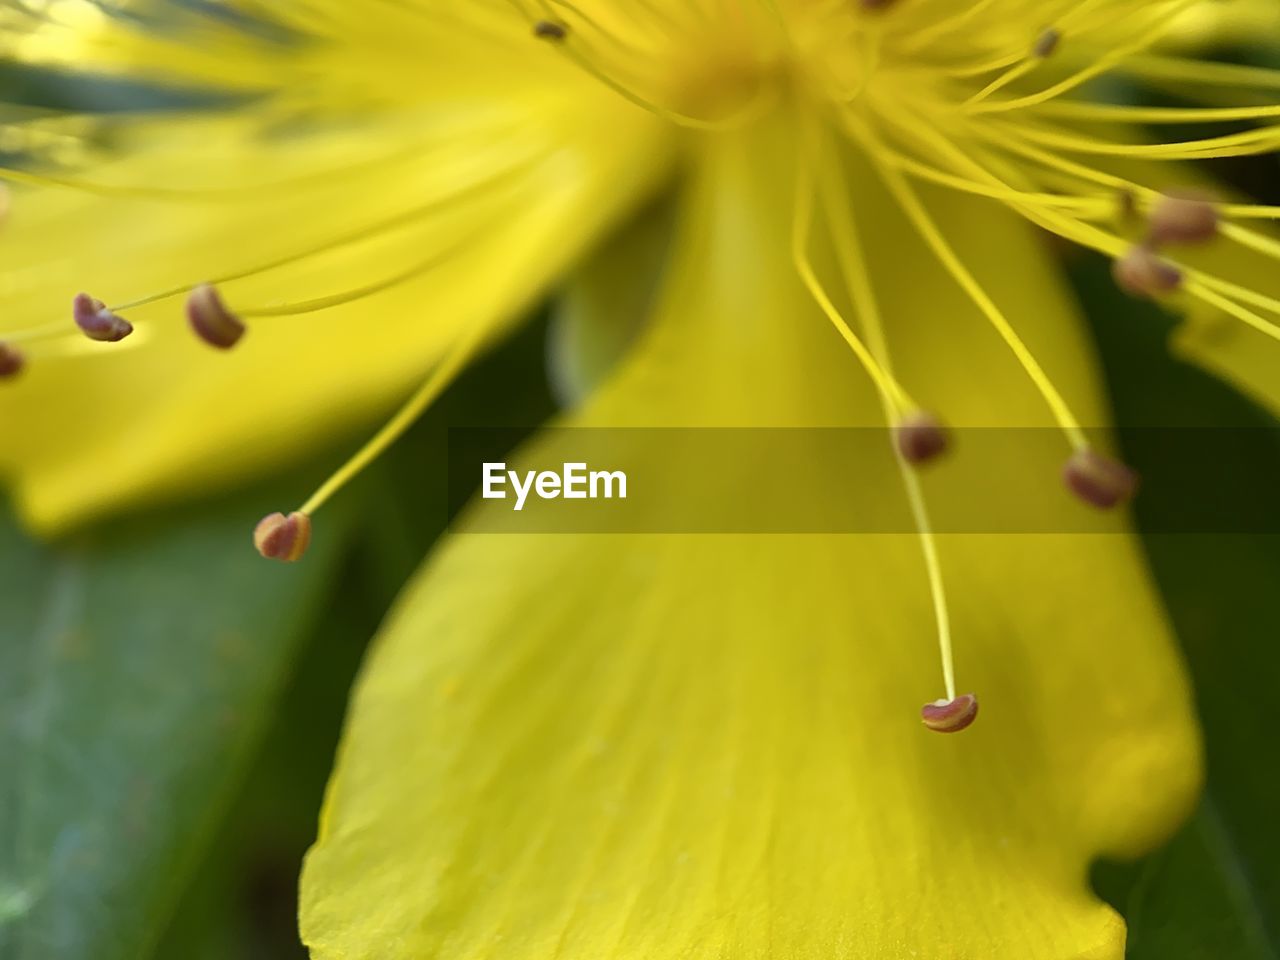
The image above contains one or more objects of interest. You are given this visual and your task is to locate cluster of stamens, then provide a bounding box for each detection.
[518,0,1280,733]
[3,0,1279,733]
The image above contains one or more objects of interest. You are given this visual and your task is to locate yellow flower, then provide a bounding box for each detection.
[4,0,1280,956]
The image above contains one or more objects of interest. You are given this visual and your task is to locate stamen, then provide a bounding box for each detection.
[988,118,1280,161]
[921,693,979,733]
[964,58,1041,109]
[1182,281,1280,347]
[792,125,917,413]
[1121,53,1280,92]
[964,0,1203,115]
[254,511,312,563]
[515,0,773,131]
[185,284,246,349]
[1063,448,1138,509]
[1118,189,1139,226]
[964,132,1280,331]
[268,323,492,558]
[859,89,1270,346]
[533,19,568,40]
[813,133,965,722]
[937,139,1280,348]
[860,143,1113,217]
[0,342,24,379]
[1148,190,1220,247]
[1112,245,1183,298]
[894,411,950,466]
[103,147,542,317]
[72,293,133,343]
[1032,100,1280,125]
[899,0,999,53]
[846,113,1089,451]
[1032,28,1062,59]
[929,159,1271,358]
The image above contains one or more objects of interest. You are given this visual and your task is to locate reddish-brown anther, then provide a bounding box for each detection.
[0,342,24,380]
[186,284,246,350]
[1112,246,1182,299]
[895,411,950,466]
[921,694,979,733]
[533,20,567,40]
[254,511,313,562]
[1149,190,1219,247]
[72,293,133,342]
[1063,448,1138,510]
[1033,28,1061,58]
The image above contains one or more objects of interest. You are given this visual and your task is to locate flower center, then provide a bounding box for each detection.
[523,0,988,123]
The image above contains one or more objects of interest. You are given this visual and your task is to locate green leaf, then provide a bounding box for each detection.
[1107,804,1277,960]
[138,313,560,960]
[1075,255,1280,958]
[151,547,383,960]
[0,483,349,960]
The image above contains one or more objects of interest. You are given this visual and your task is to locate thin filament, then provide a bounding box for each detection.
[847,111,1090,449]
[298,325,489,516]
[817,140,956,701]
[792,125,916,413]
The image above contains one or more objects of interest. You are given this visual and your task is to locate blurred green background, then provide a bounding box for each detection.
[2,33,1279,960]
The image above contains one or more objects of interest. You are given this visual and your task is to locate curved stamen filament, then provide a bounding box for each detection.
[236,244,469,318]
[1020,202,1280,339]
[1120,54,1280,93]
[988,117,1280,160]
[1,147,541,362]
[969,126,1280,263]
[943,50,1026,80]
[897,0,1000,55]
[964,0,1202,115]
[814,132,957,702]
[1221,205,1280,221]
[506,0,774,131]
[846,111,1089,449]
[104,146,542,315]
[879,114,1280,348]
[792,124,916,413]
[0,127,496,202]
[1031,100,1280,124]
[543,0,660,64]
[1031,208,1280,345]
[936,0,1129,78]
[297,324,489,517]
[224,174,526,322]
[873,148,1114,217]
[963,58,1041,109]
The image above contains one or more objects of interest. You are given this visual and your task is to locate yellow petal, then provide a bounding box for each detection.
[1172,303,1280,415]
[1165,0,1280,48]
[547,199,673,407]
[1166,229,1280,418]
[0,16,671,532]
[301,116,1200,959]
